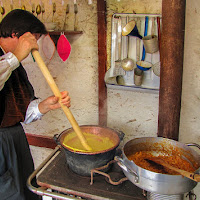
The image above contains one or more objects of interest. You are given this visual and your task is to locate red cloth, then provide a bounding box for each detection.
[57,34,71,61]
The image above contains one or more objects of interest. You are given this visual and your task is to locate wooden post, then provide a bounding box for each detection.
[97,0,107,126]
[158,0,186,140]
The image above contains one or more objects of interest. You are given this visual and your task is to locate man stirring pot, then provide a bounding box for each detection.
[0,9,71,199]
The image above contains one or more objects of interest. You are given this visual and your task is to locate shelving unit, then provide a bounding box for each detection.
[105,13,162,93]
[48,30,83,44]
[49,31,83,35]
[106,83,159,94]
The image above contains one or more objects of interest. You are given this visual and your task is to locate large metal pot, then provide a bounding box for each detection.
[54,125,123,176]
[115,137,200,195]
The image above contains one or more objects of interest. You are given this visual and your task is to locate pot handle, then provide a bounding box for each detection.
[117,131,125,141]
[53,134,61,145]
[186,143,200,150]
[114,156,139,183]
[112,129,125,141]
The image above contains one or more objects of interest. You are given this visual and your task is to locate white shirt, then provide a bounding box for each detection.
[0,50,43,124]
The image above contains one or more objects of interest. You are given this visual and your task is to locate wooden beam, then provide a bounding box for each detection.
[158,0,186,140]
[97,0,107,126]
[26,133,57,149]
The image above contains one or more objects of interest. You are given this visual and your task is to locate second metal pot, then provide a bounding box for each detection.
[115,137,200,195]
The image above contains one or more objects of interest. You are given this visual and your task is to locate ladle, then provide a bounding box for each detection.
[63,4,69,30]
[41,2,45,21]
[122,16,135,71]
[10,0,13,11]
[146,158,200,182]
[52,2,56,22]
[136,16,152,71]
[36,4,41,18]
[10,4,13,11]
[141,16,148,61]
[114,16,124,75]
[21,5,26,10]
[152,17,161,77]
[74,2,78,31]
[0,6,5,20]
[32,3,35,14]
[31,50,92,151]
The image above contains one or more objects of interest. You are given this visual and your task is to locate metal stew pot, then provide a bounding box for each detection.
[54,125,123,176]
[115,137,200,195]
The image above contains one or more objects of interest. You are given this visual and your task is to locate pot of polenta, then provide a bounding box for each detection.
[54,125,123,176]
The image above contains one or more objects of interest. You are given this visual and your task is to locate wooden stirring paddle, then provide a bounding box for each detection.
[146,158,200,182]
[31,50,92,151]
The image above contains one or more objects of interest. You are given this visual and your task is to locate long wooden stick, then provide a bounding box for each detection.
[31,50,92,151]
[146,158,200,182]
[157,159,200,182]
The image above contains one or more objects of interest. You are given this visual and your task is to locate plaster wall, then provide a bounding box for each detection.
[1,0,199,198]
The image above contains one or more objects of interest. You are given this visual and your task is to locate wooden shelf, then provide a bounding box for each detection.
[49,30,83,45]
[106,84,159,94]
[49,30,83,35]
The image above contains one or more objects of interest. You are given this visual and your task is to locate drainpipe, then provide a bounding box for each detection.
[158,0,186,140]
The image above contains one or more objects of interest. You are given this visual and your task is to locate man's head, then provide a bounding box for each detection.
[0,9,47,38]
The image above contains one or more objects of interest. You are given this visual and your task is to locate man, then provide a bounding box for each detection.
[0,9,71,199]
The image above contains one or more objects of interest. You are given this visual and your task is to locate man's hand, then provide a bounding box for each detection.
[13,32,39,62]
[38,91,71,114]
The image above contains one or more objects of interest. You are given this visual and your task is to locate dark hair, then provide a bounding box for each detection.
[0,9,47,38]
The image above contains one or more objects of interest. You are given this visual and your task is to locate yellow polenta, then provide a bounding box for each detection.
[63,132,115,152]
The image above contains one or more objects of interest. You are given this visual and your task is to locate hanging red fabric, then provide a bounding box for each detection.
[57,32,71,61]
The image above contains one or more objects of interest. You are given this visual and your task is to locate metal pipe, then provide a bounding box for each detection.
[158,0,186,140]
